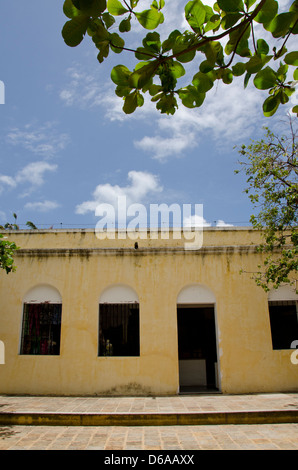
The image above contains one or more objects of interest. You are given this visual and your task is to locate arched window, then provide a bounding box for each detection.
[177,283,216,305]
[98,285,139,357]
[20,285,62,355]
[268,285,298,350]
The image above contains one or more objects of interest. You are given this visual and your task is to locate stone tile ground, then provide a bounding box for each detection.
[0,423,298,450]
[1,393,298,450]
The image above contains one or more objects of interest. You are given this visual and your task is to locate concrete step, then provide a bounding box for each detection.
[1,409,298,426]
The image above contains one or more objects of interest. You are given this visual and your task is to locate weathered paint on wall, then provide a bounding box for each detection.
[0,228,297,396]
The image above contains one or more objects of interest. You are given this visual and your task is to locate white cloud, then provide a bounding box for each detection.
[183,214,211,228]
[76,170,233,229]
[135,131,197,163]
[76,170,163,215]
[61,64,266,163]
[59,65,153,123]
[0,175,16,188]
[183,215,233,228]
[0,161,57,194]
[134,80,266,161]
[62,63,265,162]
[16,162,58,187]
[216,219,233,227]
[60,66,109,109]
[6,122,69,158]
[24,200,60,212]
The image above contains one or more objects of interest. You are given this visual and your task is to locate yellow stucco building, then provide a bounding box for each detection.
[0,227,297,396]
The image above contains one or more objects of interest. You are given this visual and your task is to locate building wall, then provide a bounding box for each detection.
[0,228,297,395]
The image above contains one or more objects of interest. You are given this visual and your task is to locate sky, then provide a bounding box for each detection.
[0,0,296,230]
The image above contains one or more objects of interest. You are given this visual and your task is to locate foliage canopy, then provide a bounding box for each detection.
[0,214,37,275]
[0,235,18,274]
[237,117,298,291]
[62,0,298,115]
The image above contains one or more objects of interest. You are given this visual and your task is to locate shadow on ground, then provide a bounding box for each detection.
[0,426,18,439]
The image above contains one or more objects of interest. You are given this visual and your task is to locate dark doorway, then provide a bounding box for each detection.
[177,306,218,392]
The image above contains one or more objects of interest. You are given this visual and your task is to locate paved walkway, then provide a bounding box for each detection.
[1,392,298,413]
[0,393,298,449]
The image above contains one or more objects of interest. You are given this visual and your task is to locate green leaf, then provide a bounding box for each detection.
[143,32,161,53]
[115,85,131,97]
[199,60,214,73]
[107,0,128,15]
[185,0,206,31]
[136,8,164,29]
[217,0,244,12]
[109,32,125,53]
[162,30,182,53]
[155,93,178,114]
[102,12,116,28]
[97,41,110,62]
[72,0,91,8]
[173,46,196,63]
[63,0,81,18]
[119,17,132,32]
[254,0,278,24]
[254,66,277,90]
[244,0,257,9]
[192,71,214,92]
[203,41,224,65]
[262,93,280,116]
[284,52,298,66]
[246,54,272,73]
[221,12,243,29]
[204,13,221,32]
[135,47,157,60]
[73,0,107,16]
[62,16,89,47]
[267,12,297,38]
[123,91,139,114]
[244,72,251,88]
[225,24,251,56]
[128,61,158,89]
[257,39,269,55]
[232,62,246,76]
[222,68,233,84]
[86,0,107,15]
[169,61,186,79]
[289,0,298,13]
[278,89,289,104]
[276,62,288,81]
[148,84,162,96]
[293,68,298,80]
[92,22,109,42]
[111,64,131,86]
[178,86,205,108]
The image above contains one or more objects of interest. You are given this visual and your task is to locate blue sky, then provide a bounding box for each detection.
[0,0,296,230]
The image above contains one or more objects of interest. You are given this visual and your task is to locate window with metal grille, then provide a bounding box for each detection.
[20,303,62,355]
[268,300,298,350]
[98,303,140,357]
